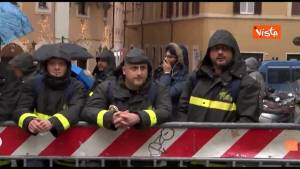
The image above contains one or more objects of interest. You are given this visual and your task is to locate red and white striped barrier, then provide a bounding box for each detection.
[1,126,300,159]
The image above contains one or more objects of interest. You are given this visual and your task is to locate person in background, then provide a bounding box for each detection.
[0,63,19,167]
[244,57,266,99]
[91,47,116,90]
[153,43,189,121]
[9,52,38,83]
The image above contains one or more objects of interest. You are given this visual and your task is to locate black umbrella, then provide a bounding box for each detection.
[58,43,93,60]
[33,43,93,61]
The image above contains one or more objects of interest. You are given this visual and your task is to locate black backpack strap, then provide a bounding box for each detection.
[229,79,241,102]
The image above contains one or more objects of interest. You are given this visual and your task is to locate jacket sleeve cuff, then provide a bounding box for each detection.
[134,110,157,129]
[104,111,117,130]
[96,110,117,130]
[48,117,65,137]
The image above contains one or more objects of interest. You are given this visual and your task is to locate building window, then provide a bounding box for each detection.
[240,2,254,14]
[76,2,90,18]
[78,2,86,15]
[175,2,179,17]
[233,2,261,15]
[287,54,300,60]
[35,2,51,14]
[38,2,48,9]
[182,2,189,16]
[292,2,300,15]
[192,2,200,15]
[166,2,173,18]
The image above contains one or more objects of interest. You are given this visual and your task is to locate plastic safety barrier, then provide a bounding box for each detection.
[1,121,300,167]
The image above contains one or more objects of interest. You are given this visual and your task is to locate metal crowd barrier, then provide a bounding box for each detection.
[1,121,300,167]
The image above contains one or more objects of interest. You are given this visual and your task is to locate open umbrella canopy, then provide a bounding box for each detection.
[0,2,33,45]
[33,43,93,61]
[58,43,93,60]
[33,43,71,62]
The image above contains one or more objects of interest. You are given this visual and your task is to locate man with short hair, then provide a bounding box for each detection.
[82,47,171,130]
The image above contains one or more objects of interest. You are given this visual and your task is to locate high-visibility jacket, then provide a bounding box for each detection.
[13,75,86,136]
[82,77,172,130]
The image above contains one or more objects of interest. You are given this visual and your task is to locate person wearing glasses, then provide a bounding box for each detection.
[153,43,189,121]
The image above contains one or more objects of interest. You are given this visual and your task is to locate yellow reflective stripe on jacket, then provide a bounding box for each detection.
[53,113,70,130]
[144,110,157,127]
[18,113,38,128]
[35,112,51,120]
[0,159,11,166]
[97,110,108,127]
[189,96,237,111]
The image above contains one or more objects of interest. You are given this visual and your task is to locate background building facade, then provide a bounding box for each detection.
[124,2,300,72]
[0,2,125,72]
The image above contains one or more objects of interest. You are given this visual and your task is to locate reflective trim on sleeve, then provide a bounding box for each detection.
[35,112,51,120]
[53,113,71,130]
[0,159,11,166]
[18,113,38,128]
[144,110,157,127]
[89,91,94,97]
[97,110,108,127]
[189,96,237,111]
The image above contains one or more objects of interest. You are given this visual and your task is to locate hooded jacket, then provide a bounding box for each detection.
[13,54,86,136]
[81,48,171,129]
[0,63,19,121]
[9,52,38,82]
[92,48,116,87]
[179,29,261,122]
[245,57,266,98]
[154,43,189,121]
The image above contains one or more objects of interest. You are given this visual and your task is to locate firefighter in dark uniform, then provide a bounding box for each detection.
[81,48,171,166]
[13,45,86,167]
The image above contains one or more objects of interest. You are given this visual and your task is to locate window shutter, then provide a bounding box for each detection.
[233,2,240,14]
[254,2,262,15]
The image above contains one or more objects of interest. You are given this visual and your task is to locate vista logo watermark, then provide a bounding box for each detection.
[253,25,281,39]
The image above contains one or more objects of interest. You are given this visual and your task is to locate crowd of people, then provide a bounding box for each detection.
[0,29,265,167]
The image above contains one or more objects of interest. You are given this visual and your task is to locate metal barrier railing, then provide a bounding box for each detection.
[1,121,300,167]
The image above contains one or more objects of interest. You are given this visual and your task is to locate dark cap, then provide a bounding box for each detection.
[124,48,149,65]
[9,52,36,74]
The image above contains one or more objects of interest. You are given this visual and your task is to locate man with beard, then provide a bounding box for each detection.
[91,47,116,90]
[179,29,261,123]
